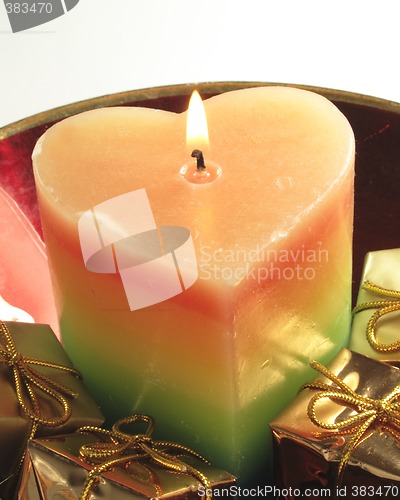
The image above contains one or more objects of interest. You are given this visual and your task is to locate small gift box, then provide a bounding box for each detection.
[350,249,400,364]
[270,349,400,496]
[0,321,104,498]
[19,415,236,499]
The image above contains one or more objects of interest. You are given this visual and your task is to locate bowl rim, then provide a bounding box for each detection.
[1,81,400,140]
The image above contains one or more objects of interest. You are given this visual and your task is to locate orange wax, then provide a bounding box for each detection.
[32,86,355,482]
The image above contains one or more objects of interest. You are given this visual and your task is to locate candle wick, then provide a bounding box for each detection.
[191,149,206,171]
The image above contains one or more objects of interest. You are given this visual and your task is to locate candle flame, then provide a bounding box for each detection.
[186,90,209,152]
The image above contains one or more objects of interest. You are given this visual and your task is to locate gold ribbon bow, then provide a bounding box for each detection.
[301,359,400,485]
[78,414,213,500]
[352,280,400,353]
[0,320,81,438]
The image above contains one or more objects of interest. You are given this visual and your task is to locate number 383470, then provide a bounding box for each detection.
[5,3,53,14]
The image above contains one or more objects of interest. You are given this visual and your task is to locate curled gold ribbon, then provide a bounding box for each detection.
[0,320,81,438]
[78,414,213,500]
[301,360,400,485]
[352,280,400,353]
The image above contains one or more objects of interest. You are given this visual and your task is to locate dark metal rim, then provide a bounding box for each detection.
[1,81,400,140]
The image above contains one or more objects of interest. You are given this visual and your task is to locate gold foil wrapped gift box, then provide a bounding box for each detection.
[0,321,104,498]
[19,415,236,499]
[270,349,400,495]
[350,249,400,364]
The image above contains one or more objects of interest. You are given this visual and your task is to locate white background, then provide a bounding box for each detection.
[0,0,399,128]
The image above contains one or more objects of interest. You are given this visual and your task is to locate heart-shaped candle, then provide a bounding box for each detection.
[32,86,355,482]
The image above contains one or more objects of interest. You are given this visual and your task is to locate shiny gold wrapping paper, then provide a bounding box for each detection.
[350,249,400,363]
[270,349,400,494]
[0,321,104,497]
[19,433,236,499]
